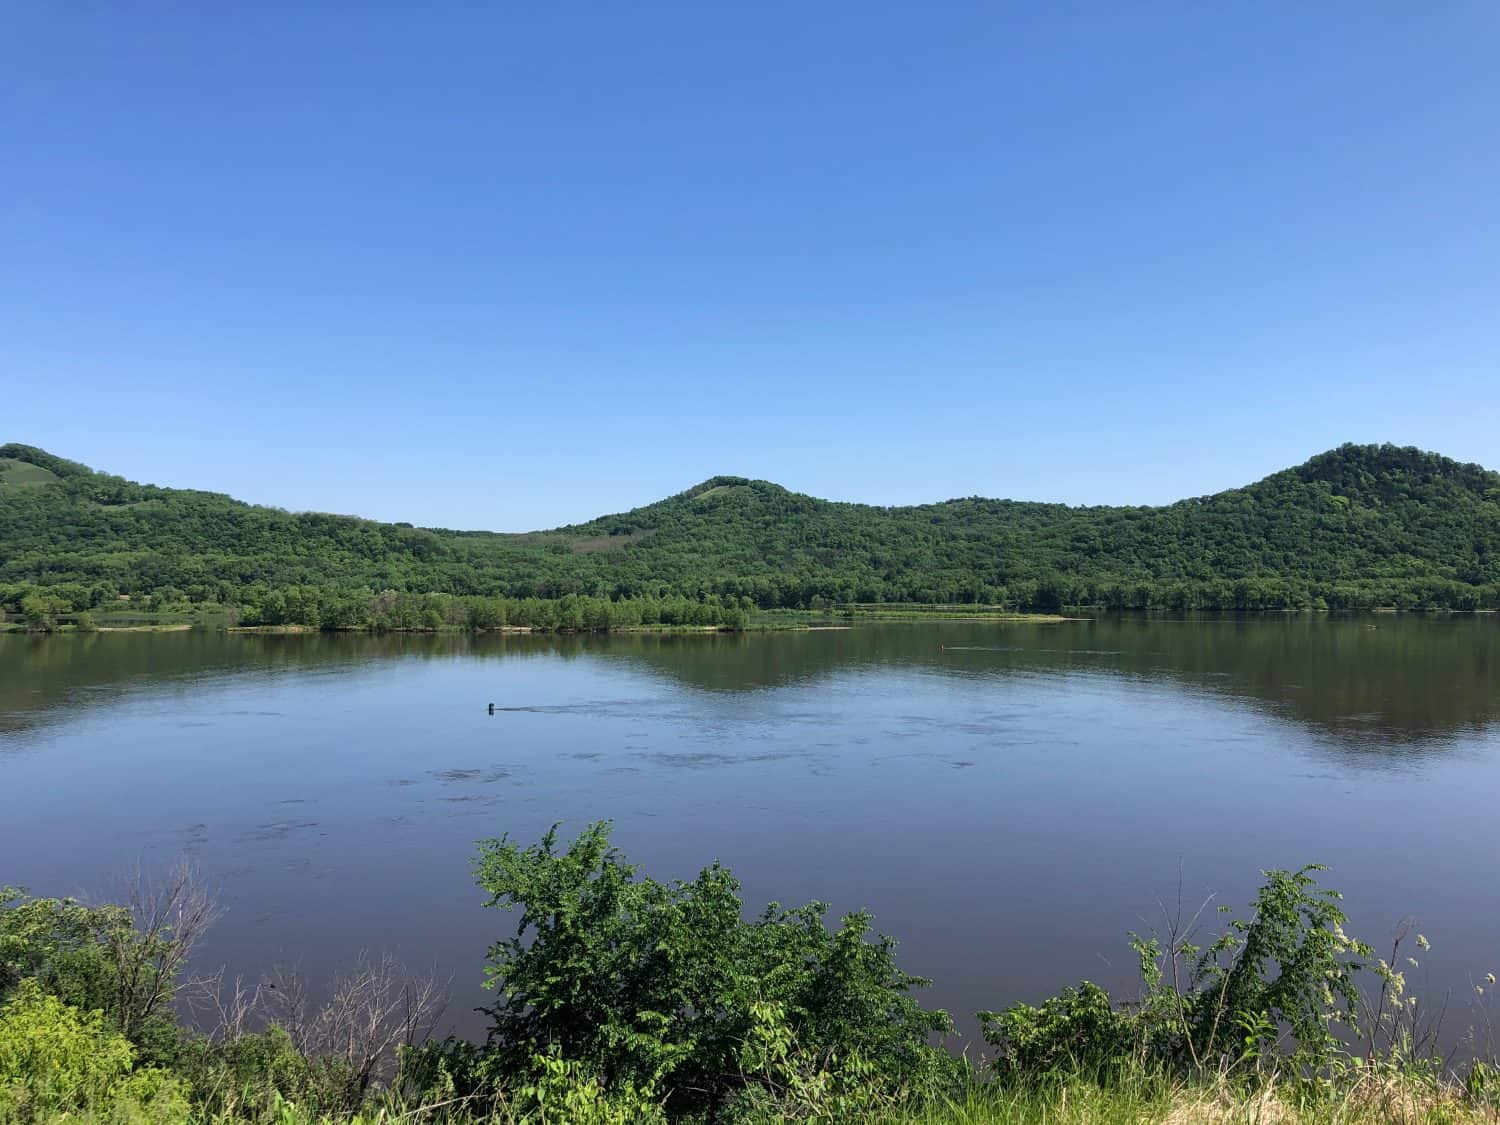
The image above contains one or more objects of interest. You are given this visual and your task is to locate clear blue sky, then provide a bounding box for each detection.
[4,2,1497,530]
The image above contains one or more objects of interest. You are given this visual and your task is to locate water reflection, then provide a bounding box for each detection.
[5,615,1498,754]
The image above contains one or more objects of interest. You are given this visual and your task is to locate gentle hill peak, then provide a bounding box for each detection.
[682,476,796,500]
[1295,442,1495,482]
[0,443,93,481]
[1277,443,1500,507]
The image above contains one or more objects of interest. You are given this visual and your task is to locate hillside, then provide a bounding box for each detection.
[2,442,1499,621]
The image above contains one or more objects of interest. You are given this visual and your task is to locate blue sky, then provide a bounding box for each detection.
[4,2,1497,530]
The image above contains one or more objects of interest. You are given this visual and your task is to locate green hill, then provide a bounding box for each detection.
[2,441,1498,624]
[0,457,62,489]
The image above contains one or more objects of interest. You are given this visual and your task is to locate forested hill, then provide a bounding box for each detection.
[3,441,1499,619]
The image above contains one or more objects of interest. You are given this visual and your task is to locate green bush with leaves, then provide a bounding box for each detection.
[0,886,121,1019]
[507,1048,667,1124]
[980,865,1373,1084]
[1166,864,1370,1071]
[1,870,215,1070]
[979,982,1137,1081]
[456,821,957,1118]
[172,1025,359,1122]
[0,980,191,1123]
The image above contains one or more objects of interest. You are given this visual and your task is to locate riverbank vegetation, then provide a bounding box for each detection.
[4,443,1500,629]
[0,599,1074,635]
[4,828,1498,1123]
[0,592,753,634]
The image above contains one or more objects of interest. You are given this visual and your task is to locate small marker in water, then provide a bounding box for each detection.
[487,703,495,715]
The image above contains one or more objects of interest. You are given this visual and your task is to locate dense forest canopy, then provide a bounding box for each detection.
[3,441,1499,623]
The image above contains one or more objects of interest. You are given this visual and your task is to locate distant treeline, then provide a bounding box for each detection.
[4,441,1500,622]
[239,589,751,631]
[6,578,1498,636]
[1,586,752,632]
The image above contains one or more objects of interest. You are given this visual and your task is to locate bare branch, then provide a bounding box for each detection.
[101,858,223,1038]
[268,952,448,1097]
[185,967,264,1045]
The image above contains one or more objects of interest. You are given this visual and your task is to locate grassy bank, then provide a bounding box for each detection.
[753,604,1076,625]
[894,1075,1500,1123]
[10,1073,1492,1124]
[11,599,1500,639]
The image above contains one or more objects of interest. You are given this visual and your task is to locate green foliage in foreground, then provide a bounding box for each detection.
[980,866,1371,1081]
[0,981,191,1123]
[4,441,1500,626]
[4,834,1500,1122]
[454,822,955,1116]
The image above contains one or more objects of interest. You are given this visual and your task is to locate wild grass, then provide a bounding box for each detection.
[11,1069,1499,1124]
[750,604,1071,624]
[885,1072,1500,1124]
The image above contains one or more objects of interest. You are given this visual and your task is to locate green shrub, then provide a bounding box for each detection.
[0,980,190,1123]
[174,1025,358,1120]
[0,883,195,1068]
[461,822,957,1117]
[981,866,1373,1085]
[979,982,1136,1080]
[511,1049,666,1124]
[1142,864,1372,1072]
[0,886,120,1018]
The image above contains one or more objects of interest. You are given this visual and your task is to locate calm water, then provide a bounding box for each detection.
[3,617,1499,1047]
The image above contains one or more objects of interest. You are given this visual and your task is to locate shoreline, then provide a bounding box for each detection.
[4,606,1494,637]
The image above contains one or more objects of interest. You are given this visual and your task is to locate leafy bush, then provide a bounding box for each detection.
[0,886,121,1019]
[463,822,957,1117]
[979,866,1372,1083]
[173,1025,358,1121]
[1,872,214,1068]
[510,1049,666,1124]
[0,980,190,1123]
[1170,864,1370,1070]
[979,982,1136,1080]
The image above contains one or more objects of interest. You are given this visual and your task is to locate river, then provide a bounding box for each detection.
[3,615,1498,1049]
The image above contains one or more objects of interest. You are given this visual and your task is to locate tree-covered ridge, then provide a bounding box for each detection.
[564,445,1500,585]
[2,441,1499,619]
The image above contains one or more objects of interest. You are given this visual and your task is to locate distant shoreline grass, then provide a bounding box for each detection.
[7,607,1498,637]
[4,603,1083,636]
[753,605,1076,625]
[5,604,1496,638]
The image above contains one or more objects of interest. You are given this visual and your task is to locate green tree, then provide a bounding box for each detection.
[19,595,59,631]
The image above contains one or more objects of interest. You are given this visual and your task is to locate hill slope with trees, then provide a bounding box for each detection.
[2,442,1498,625]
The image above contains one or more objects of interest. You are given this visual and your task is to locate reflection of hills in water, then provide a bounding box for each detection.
[2,617,1498,753]
[597,618,1500,751]
[0,632,498,741]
